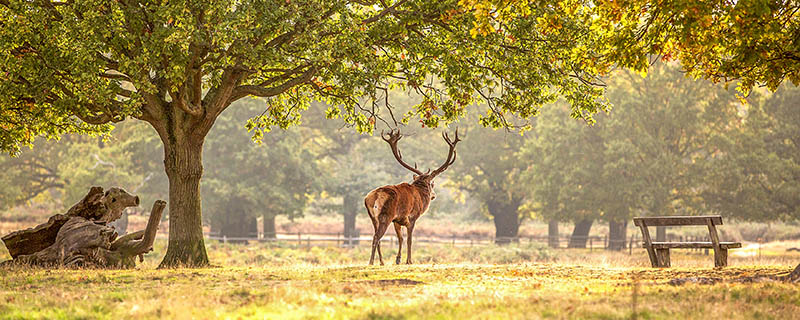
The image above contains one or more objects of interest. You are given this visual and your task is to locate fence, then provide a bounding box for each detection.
[205,231,697,254]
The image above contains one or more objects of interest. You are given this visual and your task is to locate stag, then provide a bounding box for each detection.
[364,129,460,265]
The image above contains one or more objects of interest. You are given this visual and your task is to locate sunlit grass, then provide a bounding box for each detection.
[1,240,798,319]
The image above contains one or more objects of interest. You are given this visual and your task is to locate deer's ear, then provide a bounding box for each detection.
[413,174,418,180]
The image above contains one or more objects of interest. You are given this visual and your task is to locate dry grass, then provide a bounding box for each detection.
[1,239,799,319]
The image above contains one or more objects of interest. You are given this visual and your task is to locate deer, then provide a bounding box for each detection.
[364,129,460,265]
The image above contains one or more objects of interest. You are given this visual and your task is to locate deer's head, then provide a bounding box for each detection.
[381,129,461,202]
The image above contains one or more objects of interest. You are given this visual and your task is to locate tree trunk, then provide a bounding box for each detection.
[262,214,276,239]
[343,193,359,245]
[548,220,559,248]
[568,219,593,248]
[158,138,209,268]
[608,219,627,251]
[219,209,256,244]
[656,226,666,242]
[488,200,521,245]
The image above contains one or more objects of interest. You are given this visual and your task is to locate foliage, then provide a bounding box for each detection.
[202,98,322,229]
[461,0,800,96]
[448,123,531,238]
[0,0,632,153]
[522,62,741,224]
[703,84,800,221]
[0,122,164,212]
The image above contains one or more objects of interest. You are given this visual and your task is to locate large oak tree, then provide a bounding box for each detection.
[1,0,642,267]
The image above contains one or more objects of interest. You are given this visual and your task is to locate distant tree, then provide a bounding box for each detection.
[599,62,740,243]
[203,99,321,240]
[704,84,800,222]
[448,125,531,244]
[0,140,68,210]
[522,62,740,248]
[522,105,606,248]
[0,122,164,233]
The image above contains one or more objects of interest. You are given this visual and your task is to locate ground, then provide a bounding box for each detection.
[1,240,798,319]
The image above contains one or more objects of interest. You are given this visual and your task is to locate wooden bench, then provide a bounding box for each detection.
[633,215,742,268]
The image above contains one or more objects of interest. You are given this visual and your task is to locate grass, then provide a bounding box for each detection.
[1,239,799,319]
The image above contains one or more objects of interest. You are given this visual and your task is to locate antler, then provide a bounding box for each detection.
[430,128,461,178]
[381,129,425,175]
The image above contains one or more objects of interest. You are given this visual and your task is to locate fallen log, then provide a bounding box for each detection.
[1,186,164,269]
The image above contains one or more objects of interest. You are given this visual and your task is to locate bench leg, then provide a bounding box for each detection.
[655,248,671,268]
[714,248,728,268]
[645,246,659,267]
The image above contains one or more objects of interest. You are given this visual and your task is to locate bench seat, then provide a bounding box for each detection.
[647,241,742,249]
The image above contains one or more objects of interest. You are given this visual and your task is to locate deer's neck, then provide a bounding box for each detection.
[411,180,432,208]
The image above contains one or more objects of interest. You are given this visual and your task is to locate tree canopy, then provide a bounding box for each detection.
[462,0,800,96]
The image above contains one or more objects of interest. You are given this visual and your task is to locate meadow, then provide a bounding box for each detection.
[1,239,799,319]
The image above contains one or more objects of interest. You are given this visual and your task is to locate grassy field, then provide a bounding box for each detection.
[1,240,799,319]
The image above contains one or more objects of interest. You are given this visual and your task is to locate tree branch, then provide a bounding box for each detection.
[362,0,409,24]
[229,66,317,102]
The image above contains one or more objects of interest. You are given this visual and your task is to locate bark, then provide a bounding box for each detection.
[548,220,559,248]
[1,214,69,258]
[608,219,628,251]
[2,188,165,268]
[158,137,209,268]
[568,219,593,248]
[488,199,521,245]
[2,186,139,259]
[262,214,276,239]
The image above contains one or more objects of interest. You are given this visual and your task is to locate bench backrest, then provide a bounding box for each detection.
[633,215,722,227]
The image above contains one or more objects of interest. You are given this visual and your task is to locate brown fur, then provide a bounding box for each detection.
[365,175,435,265]
[366,129,459,265]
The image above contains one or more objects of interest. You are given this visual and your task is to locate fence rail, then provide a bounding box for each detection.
[203,231,683,254]
[201,231,733,256]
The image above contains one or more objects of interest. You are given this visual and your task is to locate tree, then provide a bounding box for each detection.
[202,99,321,240]
[704,84,800,221]
[0,122,164,228]
[599,62,740,242]
[0,1,649,266]
[449,125,531,244]
[522,105,607,248]
[0,139,68,210]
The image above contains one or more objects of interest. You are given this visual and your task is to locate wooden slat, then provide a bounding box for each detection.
[633,215,723,227]
[637,220,659,267]
[707,218,725,267]
[648,242,742,249]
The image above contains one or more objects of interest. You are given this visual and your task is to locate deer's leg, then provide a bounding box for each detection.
[406,220,416,264]
[367,208,378,265]
[393,222,404,265]
[370,221,389,266]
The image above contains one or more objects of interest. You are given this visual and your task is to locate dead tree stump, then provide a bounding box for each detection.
[1,186,165,269]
